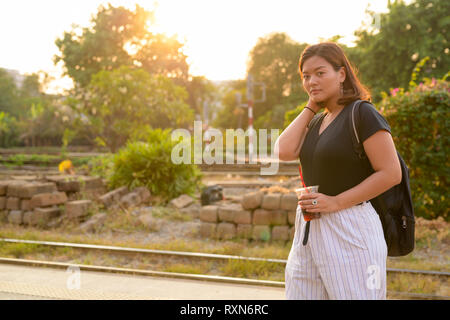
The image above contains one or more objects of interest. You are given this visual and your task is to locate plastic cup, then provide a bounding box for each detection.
[295,185,321,221]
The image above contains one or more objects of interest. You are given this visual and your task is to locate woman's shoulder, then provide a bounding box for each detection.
[359,100,381,115]
[355,100,391,141]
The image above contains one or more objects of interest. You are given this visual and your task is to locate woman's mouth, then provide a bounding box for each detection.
[311,90,321,95]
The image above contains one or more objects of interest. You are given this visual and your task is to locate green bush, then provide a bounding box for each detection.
[283,101,307,130]
[380,77,449,221]
[107,128,203,202]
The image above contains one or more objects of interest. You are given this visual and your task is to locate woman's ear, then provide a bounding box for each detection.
[339,66,346,83]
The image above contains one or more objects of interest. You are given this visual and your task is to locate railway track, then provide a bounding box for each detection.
[0,238,448,300]
[0,160,301,176]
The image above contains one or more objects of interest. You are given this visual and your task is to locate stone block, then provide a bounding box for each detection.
[199,222,217,238]
[56,179,80,193]
[0,210,7,222]
[0,197,6,210]
[288,210,296,225]
[280,193,299,211]
[199,205,218,223]
[272,226,289,241]
[261,193,281,210]
[241,191,263,210]
[27,207,61,226]
[180,202,201,218]
[233,210,252,225]
[78,213,107,233]
[30,192,68,208]
[271,210,288,226]
[0,181,9,195]
[82,187,107,201]
[236,224,253,239]
[218,203,241,222]
[5,180,27,197]
[252,225,271,241]
[134,187,151,204]
[78,176,104,190]
[14,182,57,199]
[20,199,31,211]
[22,211,33,225]
[98,186,129,208]
[6,197,20,210]
[119,192,141,208]
[169,194,194,209]
[252,209,272,225]
[65,200,92,219]
[8,210,23,224]
[217,222,236,240]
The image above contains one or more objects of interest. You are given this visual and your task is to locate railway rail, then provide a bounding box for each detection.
[0,238,448,300]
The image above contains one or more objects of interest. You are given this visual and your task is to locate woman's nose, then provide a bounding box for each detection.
[308,75,319,85]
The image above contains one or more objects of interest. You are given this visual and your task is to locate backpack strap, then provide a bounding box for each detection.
[348,99,373,160]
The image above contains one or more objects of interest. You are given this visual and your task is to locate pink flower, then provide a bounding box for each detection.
[390,88,400,96]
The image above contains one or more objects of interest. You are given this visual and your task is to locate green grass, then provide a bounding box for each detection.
[150,207,193,222]
[219,259,284,281]
[0,153,96,167]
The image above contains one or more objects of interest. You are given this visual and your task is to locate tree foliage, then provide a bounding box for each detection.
[65,66,193,152]
[380,75,449,221]
[107,128,202,201]
[54,4,189,88]
[351,0,449,101]
[247,33,309,123]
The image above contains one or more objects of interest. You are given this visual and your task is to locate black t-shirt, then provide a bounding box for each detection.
[299,100,391,197]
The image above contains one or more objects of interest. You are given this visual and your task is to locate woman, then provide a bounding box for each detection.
[275,42,402,300]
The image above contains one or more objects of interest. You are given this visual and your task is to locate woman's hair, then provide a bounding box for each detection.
[298,42,371,106]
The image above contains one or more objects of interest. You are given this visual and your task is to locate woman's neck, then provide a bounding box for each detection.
[324,98,344,115]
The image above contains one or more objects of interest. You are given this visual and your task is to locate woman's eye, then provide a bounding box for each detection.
[318,72,324,76]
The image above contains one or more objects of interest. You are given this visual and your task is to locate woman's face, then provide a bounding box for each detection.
[301,55,345,105]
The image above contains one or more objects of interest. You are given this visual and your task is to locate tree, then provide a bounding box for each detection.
[247,33,309,123]
[351,0,450,102]
[212,80,247,130]
[0,68,20,117]
[54,4,189,88]
[66,66,193,152]
[185,76,219,117]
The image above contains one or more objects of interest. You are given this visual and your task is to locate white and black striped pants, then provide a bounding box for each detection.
[285,201,387,300]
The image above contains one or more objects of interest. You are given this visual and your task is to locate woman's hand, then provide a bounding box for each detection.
[298,192,341,214]
[307,97,325,114]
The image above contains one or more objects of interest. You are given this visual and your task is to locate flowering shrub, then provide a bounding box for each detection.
[107,128,203,202]
[380,77,449,221]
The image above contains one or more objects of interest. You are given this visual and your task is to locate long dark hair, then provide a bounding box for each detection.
[298,42,371,106]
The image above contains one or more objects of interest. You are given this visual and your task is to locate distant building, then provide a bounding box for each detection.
[2,68,25,88]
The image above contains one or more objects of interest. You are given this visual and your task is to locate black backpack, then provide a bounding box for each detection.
[201,185,224,206]
[349,100,415,257]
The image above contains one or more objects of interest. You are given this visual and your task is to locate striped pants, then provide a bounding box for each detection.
[285,201,387,300]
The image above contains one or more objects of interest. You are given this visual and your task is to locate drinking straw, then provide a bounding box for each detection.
[298,165,307,190]
[298,165,313,224]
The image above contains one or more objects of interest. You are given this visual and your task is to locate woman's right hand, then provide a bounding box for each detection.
[307,98,325,114]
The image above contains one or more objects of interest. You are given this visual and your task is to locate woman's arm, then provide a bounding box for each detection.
[335,130,402,209]
[274,101,321,161]
[299,130,402,213]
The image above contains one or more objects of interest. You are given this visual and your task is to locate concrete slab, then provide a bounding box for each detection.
[0,263,285,300]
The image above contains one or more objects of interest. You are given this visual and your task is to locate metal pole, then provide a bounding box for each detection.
[247,75,254,163]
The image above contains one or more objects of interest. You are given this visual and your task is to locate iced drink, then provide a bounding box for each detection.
[295,185,321,221]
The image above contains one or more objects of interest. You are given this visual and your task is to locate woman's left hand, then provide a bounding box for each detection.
[298,193,341,214]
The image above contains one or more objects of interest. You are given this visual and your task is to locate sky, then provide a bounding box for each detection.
[0,0,393,93]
